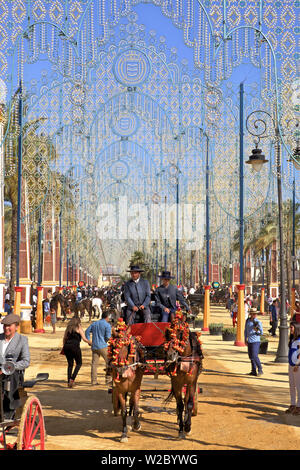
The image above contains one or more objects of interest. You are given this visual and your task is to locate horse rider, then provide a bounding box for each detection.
[76,288,82,304]
[154,270,192,322]
[123,265,151,325]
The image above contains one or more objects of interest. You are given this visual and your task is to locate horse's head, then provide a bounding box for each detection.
[108,319,139,381]
[164,311,191,363]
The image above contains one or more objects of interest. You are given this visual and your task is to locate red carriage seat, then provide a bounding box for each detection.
[130,322,170,347]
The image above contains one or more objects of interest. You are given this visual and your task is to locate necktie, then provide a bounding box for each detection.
[134,282,141,305]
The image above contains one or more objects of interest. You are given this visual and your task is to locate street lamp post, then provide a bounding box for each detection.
[176,174,179,285]
[205,133,210,286]
[287,121,300,311]
[16,83,23,288]
[260,255,266,314]
[246,109,289,362]
[37,206,43,286]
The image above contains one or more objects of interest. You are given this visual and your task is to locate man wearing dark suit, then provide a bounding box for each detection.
[155,271,192,322]
[124,265,151,325]
[0,314,30,419]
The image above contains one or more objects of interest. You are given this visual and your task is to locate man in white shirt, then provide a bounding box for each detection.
[244,299,250,320]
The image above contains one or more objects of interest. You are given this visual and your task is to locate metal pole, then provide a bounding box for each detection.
[164,195,167,271]
[59,210,62,287]
[292,176,296,289]
[190,251,193,287]
[16,83,23,287]
[206,135,210,285]
[66,244,69,287]
[38,206,43,286]
[239,82,244,285]
[262,249,265,288]
[275,129,288,362]
[155,245,158,286]
[229,249,232,286]
[176,176,179,285]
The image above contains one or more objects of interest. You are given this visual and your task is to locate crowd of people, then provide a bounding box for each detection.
[225,289,300,335]
[1,270,300,422]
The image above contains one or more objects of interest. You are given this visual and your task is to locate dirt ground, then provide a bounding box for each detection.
[16,305,300,451]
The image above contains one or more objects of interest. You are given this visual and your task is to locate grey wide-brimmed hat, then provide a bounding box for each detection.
[1,313,21,325]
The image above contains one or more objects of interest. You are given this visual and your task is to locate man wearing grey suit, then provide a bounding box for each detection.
[155,271,192,322]
[0,314,30,419]
[124,265,152,325]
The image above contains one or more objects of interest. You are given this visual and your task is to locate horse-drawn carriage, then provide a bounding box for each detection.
[108,311,203,442]
[0,358,48,450]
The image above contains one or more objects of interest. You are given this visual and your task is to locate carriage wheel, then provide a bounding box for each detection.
[16,396,45,450]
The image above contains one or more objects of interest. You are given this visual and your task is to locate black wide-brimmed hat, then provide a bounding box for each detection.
[159,270,175,279]
[127,265,145,273]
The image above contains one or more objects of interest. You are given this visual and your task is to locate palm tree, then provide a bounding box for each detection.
[128,250,158,284]
[244,223,277,295]
[4,92,56,300]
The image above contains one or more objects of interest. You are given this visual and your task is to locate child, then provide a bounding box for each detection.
[50,307,57,334]
[231,297,238,327]
[285,322,300,415]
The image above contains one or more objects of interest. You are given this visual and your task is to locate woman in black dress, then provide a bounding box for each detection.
[63,317,91,387]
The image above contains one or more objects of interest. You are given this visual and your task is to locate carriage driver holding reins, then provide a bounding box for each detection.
[154,271,192,322]
[123,265,152,325]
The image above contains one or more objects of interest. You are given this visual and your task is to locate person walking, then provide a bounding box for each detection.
[285,322,300,415]
[4,299,11,315]
[62,317,91,388]
[268,298,279,336]
[231,295,238,327]
[85,311,112,385]
[244,308,264,377]
[42,296,50,323]
[291,300,300,323]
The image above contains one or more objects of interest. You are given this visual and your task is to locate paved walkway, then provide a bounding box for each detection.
[198,303,300,441]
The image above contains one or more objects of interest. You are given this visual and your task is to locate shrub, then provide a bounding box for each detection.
[209,323,224,330]
[260,335,268,343]
[222,327,237,335]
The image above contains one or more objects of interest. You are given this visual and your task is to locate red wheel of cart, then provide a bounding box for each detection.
[16,396,46,450]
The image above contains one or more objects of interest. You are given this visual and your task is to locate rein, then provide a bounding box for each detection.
[108,318,145,382]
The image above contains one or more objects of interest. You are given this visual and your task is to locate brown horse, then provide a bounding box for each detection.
[50,293,70,321]
[66,293,92,319]
[107,318,145,443]
[164,310,204,439]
